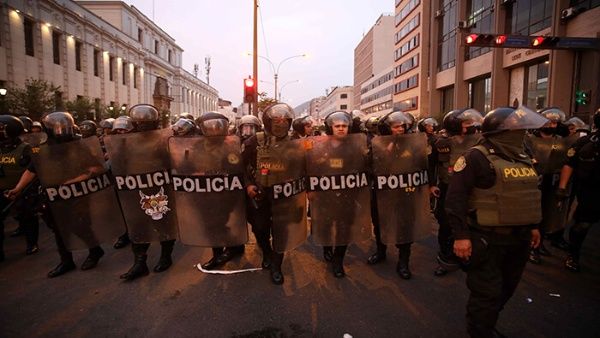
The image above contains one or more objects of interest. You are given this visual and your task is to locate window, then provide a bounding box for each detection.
[133,66,138,88]
[24,18,34,56]
[570,0,600,10]
[138,28,143,42]
[507,0,554,35]
[394,97,418,111]
[109,56,114,81]
[93,49,100,77]
[437,0,457,71]
[154,40,159,54]
[361,85,394,105]
[441,86,454,115]
[52,31,61,65]
[395,0,420,26]
[395,54,419,77]
[340,93,348,99]
[340,104,348,110]
[75,41,82,71]
[526,60,549,110]
[395,14,420,44]
[168,50,172,63]
[122,62,127,85]
[394,74,419,94]
[469,76,492,113]
[465,0,494,60]
[394,34,420,60]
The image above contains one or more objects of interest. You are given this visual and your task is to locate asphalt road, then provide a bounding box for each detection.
[1,217,599,338]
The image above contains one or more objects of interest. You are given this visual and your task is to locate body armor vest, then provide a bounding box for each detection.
[437,134,482,184]
[469,145,542,227]
[256,132,289,188]
[0,142,28,190]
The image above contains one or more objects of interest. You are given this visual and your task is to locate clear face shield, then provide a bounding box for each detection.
[501,106,549,131]
[200,119,229,137]
[240,124,257,137]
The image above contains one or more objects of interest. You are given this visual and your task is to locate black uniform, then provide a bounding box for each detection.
[446,140,536,337]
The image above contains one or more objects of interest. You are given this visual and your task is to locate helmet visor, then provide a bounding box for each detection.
[241,124,256,137]
[499,106,549,131]
[457,109,484,126]
[200,119,229,136]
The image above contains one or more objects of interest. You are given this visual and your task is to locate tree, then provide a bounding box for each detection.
[65,96,95,123]
[257,91,277,113]
[6,78,60,121]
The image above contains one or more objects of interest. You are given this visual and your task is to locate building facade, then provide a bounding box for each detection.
[360,65,394,117]
[392,0,431,118]
[308,96,325,119]
[319,86,354,118]
[0,0,218,119]
[353,14,394,111]
[428,0,600,122]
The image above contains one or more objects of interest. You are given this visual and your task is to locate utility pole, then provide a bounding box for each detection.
[204,56,211,85]
[193,63,199,78]
[252,0,258,116]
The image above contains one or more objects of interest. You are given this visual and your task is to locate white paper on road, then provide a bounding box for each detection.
[196,263,263,274]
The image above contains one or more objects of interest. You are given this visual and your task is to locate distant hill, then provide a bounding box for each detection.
[293,100,311,117]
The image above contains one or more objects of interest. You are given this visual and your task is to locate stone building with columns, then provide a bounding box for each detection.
[0,0,218,120]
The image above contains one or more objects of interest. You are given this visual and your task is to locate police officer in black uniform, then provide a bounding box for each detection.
[430,108,483,276]
[119,104,176,280]
[8,112,105,277]
[291,116,313,139]
[78,120,97,139]
[242,103,295,284]
[446,106,545,337]
[558,109,600,272]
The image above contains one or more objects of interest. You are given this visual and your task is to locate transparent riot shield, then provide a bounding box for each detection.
[306,134,371,246]
[32,136,126,250]
[168,135,248,247]
[19,132,48,147]
[525,135,568,175]
[104,129,178,243]
[260,139,308,252]
[372,133,431,244]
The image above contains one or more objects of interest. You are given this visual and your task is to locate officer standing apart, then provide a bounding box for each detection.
[446,106,545,337]
[242,103,295,284]
[558,109,600,272]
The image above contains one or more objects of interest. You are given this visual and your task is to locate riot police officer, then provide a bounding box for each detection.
[417,117,439,139]
[558,109,600,272]
[242,103,295,284]
[7,112,106,277]
[178,112,195,121]
[99,118,115,136]
[171,118,197,137]
[446,106,545,337]
[565,116,590,137]
[430,108,483,276]
[291,115,313,139]
[79,120,97,139]
[30,121,43,133]
[117,104,177,280]
[237,114,262,143]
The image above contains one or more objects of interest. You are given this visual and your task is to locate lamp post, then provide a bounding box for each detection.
[247,53,306,101]
[0,88,7,114]
[278,80,300,102]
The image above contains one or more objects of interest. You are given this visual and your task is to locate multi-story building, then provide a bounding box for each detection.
[360,65,394,117]
[308,96,325,119]
[428,0,600,122]
[392,0,431,118]
[353,14,394,111]
[0,0,218,119]
[319,86,353,118]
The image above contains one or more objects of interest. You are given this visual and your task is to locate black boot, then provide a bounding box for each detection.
[201,247,225,270]
[528,248,541,264]
[323,246,333,262]
[256,236,273,269]
[113,233,131,249]
[396,243,412,280]
[154,240,174,273]
[81,246,105,270]
[120,244,149,280]
[332,246,347,278]
[48,260,76,278]
[219,245,245,263]
[270,252,284,285]
[367,244,387,265]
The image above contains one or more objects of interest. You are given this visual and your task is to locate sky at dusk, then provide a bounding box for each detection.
[124,0,394,107]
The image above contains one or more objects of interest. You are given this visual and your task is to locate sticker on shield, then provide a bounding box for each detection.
[139,187,171,220]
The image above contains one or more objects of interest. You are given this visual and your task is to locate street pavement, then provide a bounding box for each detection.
[1,217,599,338]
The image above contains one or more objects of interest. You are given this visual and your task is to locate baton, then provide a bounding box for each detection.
[2,181,35,215]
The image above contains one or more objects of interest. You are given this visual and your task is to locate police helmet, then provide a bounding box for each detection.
[324,111,353,136]
[179,112,194,121]
[442,108,483,136]
[31,121,43,133]
[481,106,548,134]
[172,118,197,137]
[417,117,439,133]
[99,118,115,130]
[112,116,134,133]
[79,120,97,138]
[262,103,294,138]
[364,116,380,134]
[350,110,366,133]
[197,112,229,137]
[18,116,33,133]
[42,112,76,142]
[291,116,313,136]
[377,111,412,136]
[565,117,590,133]
[128,104,160,131]
[0,115,25,140]
[538,107,566,123]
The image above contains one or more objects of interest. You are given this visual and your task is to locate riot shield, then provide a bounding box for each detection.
[525,135,568,175]
[372,133,430,244]
[168,135,248,247]
[306,134,371,246]
[19,132,48,147]
[261,139,308,252]
[32,136,126,250]
[449,133,482,168]
[104,129,178,243]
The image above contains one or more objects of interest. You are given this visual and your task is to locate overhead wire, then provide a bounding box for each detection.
[258,0,270,59]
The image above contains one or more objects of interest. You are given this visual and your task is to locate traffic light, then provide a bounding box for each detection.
[531,36,560,48]
[243,77,255,104]
[575,89,590,105]
[462,34,600,50]
[464,34,507,47]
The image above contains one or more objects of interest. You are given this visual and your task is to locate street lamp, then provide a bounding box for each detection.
[278,80,300,102]
[247,52,307,101]
[0,88,7,115]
